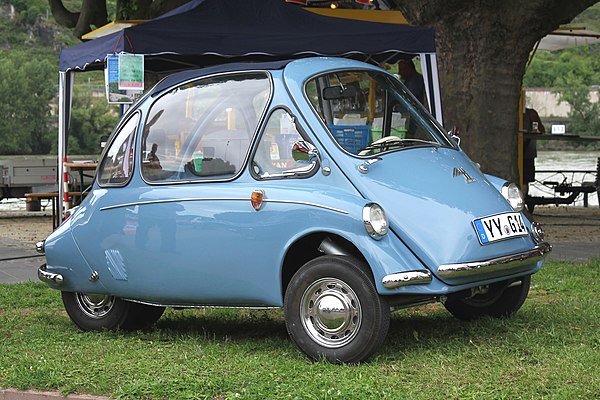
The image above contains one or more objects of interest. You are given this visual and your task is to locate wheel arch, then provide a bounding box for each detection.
[280,232,371,299]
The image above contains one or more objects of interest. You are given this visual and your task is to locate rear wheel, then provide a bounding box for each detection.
[62,291,165,331]
[284,256,389,364]
[444,276,531,321]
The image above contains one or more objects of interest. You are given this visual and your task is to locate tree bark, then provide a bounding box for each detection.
[48,0,109,38]
[390,0,599,181]
[74,0,109,38]
[48,0,79,28]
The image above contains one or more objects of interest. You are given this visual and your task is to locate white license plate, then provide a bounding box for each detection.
[473,212,528,244]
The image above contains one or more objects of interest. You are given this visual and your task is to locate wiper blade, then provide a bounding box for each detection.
[359,138,439,154]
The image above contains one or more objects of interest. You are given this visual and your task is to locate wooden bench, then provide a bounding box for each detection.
[25,192,83,229]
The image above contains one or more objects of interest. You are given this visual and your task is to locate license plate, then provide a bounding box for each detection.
[473,212,528,245]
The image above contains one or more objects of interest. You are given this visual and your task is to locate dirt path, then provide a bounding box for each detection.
[532,206,600,243]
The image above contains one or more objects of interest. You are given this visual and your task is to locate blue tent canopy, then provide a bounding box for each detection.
[59,0,436,73]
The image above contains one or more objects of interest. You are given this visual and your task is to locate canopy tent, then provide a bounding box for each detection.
[59,0,436,73]
[56,0,442,218]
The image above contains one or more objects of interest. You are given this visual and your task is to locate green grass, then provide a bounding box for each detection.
[1,260,599,399]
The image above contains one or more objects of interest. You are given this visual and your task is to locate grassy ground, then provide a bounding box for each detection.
[1,260,599,400]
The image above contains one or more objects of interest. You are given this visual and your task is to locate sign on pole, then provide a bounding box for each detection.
[105,54,144,104]
[118,54,144,90]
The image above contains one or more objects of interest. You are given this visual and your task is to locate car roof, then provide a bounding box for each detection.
[149,59,292,96]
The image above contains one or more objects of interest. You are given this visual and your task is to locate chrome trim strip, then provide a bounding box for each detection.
[100,197,348,214]
[38,264,63,285]
[125,298,280,309]
[438,242,552,279]
[264,199,348,214]
[382,270,432,289]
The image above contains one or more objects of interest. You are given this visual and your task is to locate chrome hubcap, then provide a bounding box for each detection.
[300,277,362,348]
[75,293,116,319]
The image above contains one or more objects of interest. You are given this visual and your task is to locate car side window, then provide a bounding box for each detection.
[141,73,271,183]
[251,109,314,179]
[97,113,139,186]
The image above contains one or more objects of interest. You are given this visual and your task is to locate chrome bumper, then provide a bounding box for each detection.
[382,270,432,289]
[438,242,552,279]
[38,264,63,285]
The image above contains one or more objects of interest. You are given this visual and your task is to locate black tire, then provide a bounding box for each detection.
[61,291,165,331]
[284,256,390,364]
[444,275,531,321]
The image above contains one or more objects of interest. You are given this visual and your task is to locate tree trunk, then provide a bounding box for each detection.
[74,0,109,38]
[48,0,108,38]
[48,0,79,28]
[391,0,599,182]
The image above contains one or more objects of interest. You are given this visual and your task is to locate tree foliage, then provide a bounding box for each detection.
[0,50,55,155]
[0,2,97,155]
[556,78,600,137]
[524,45,600,88]
[524,40,600,137]
[5,0,49,25]
[66,89,120,155]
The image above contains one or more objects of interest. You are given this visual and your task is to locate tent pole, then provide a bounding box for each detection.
[57,71,73,224]
[420,53,443,125]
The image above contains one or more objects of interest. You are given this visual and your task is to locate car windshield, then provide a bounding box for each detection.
[305,69,454,156]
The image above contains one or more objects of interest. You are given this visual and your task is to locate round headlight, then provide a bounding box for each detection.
[501,182,524,212]
[362,203,388,240]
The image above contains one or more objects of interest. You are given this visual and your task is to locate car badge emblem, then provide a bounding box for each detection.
[251,190,265,211]
[453,167,476,183]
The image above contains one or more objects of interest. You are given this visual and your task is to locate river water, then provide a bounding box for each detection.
[1,150,598,211]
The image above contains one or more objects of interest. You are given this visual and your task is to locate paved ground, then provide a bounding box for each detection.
[0,237,44,283]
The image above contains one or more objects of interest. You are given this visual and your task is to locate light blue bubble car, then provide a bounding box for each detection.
[38,57,551,363]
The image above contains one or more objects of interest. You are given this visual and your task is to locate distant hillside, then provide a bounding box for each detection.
[571,2,600,31]
[0,1,77,56]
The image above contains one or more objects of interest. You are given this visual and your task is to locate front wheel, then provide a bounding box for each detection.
[62,291,165,331]
[444,276,531,321]
[284,256,389,364]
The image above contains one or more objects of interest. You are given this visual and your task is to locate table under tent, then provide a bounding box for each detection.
[56,0,442,220]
